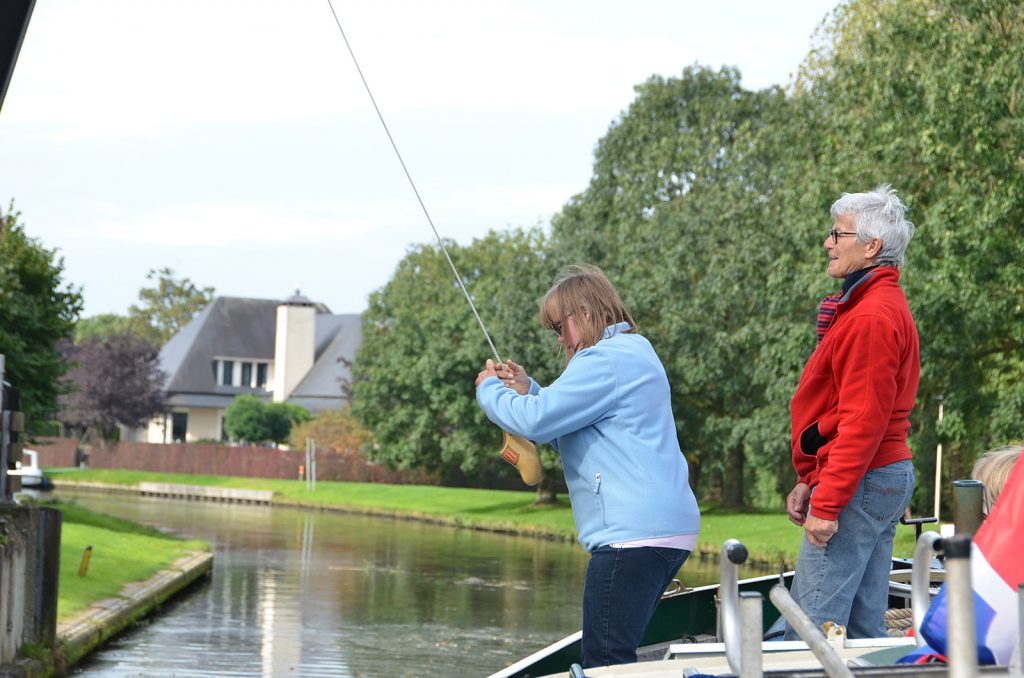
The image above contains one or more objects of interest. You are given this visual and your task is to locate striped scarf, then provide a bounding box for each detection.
[816,291,843,343]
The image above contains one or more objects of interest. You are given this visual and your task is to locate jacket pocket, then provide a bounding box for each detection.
[592,472,607,528]
[799,422,827,457]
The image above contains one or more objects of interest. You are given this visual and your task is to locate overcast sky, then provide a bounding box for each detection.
[1,0,837,317]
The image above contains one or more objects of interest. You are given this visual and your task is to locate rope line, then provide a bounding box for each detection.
[324,0,503,365]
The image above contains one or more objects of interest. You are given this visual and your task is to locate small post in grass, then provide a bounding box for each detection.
[78,545,92,576]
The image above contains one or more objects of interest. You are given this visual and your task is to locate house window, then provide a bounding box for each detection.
[221,360,234,386]
[215,358,270,389]
[171,412,188,443]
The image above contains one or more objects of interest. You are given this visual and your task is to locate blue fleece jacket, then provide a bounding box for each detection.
[476,323,700,552]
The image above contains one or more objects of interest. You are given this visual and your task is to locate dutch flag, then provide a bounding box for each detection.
[903,455,1024,665]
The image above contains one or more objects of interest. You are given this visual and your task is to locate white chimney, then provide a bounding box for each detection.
[272,290,316,401]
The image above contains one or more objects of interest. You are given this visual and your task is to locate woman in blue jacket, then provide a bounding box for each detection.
[475,264,700,668]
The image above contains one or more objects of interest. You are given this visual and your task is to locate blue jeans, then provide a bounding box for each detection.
[785,460,914,640]
[581,546,690,668]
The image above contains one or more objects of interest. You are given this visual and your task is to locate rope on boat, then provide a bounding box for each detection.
[884,607,913,637]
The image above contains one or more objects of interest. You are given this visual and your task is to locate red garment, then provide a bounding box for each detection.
[790,266,920,521]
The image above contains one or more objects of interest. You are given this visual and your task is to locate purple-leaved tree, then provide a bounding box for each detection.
[58,332,167,443]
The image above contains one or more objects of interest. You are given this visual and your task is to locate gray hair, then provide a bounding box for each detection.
[830,184,915,266]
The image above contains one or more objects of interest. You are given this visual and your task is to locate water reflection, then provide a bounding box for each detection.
[61,492,723,677]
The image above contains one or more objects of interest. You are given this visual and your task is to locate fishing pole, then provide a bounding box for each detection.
[324,0,541,485]
[324,0,501,365]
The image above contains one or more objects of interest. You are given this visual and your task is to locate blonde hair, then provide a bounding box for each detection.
[540,264,636,360]
[971,445,1022,512]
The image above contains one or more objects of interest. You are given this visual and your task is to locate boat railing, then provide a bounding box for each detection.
[768,578,854,678]
[943,535,979,678]
[717,538,748,673]
[720,539,854,677]
[912,530,943,644]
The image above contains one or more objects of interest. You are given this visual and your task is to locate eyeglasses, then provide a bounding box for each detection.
[828,228,859,244]
[550,313,573,337]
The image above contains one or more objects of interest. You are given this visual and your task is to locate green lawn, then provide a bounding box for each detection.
[53,469,928,565]
[51,500,208,621]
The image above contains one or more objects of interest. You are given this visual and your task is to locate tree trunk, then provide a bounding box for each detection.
[533,469,558,505]
[687,456,702,496]
[722,444,745,508]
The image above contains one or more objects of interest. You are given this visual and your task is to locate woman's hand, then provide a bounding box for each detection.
[475,359,500,387]
[496,359,530,395]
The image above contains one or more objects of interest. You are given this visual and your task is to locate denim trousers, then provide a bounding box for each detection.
[785,459,915,640]
[581,546,690,668]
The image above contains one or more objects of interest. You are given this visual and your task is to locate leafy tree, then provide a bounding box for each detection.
[351,228,564,496]
[224,395,309,445]
[58,332,167,441]
[288,409,370,452]
[550,66,793,506]
[791,0,1024,510]
[348,0,1023,515]
[127,267,215,345]
[0,204,83,426]
[74,313,137,343]
[265,402,312,443]
[223,395,269,444]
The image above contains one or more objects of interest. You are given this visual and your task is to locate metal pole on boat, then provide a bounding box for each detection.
[944,535,978,678]
[1016,583,1023,675]
[718,539,767,677]
[767,584,853,678]
[952,479,984,537]
[1011,581,1019,675]
[911,531,942,644]
[738,591,763,678]
[718,539,746,672]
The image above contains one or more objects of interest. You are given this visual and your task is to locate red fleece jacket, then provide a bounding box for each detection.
[790,266,920,521]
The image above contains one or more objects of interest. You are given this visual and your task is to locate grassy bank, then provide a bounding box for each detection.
[51,500,208,621]
[52,469,927,566]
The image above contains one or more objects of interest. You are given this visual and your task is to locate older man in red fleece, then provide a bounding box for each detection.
[785,184,920,640]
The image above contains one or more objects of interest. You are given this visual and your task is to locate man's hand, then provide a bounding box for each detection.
[786,482,811,526]
[803,514,838,548]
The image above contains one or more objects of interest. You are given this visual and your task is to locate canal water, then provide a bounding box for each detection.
[59,491,724,677]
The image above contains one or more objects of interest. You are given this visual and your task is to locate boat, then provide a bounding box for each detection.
[490,557,921,678]
[500,527,1020,677]
[10,449,54,491]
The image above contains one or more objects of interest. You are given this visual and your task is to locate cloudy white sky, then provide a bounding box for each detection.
[1,0,837,317]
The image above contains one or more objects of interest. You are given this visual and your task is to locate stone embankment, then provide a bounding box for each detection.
[56,550,212,670]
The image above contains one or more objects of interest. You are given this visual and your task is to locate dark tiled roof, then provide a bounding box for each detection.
[159,297,360,411]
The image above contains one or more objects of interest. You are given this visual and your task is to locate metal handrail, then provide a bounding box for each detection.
[911,531,943,645]
[768,583,853,678]
[718,538,748,674]
[944,535,978,678]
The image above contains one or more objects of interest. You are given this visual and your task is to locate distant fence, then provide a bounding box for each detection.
[28,438,438,485]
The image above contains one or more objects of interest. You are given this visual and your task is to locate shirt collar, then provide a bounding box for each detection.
[602,322,632,339]
[842,265,878,296]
